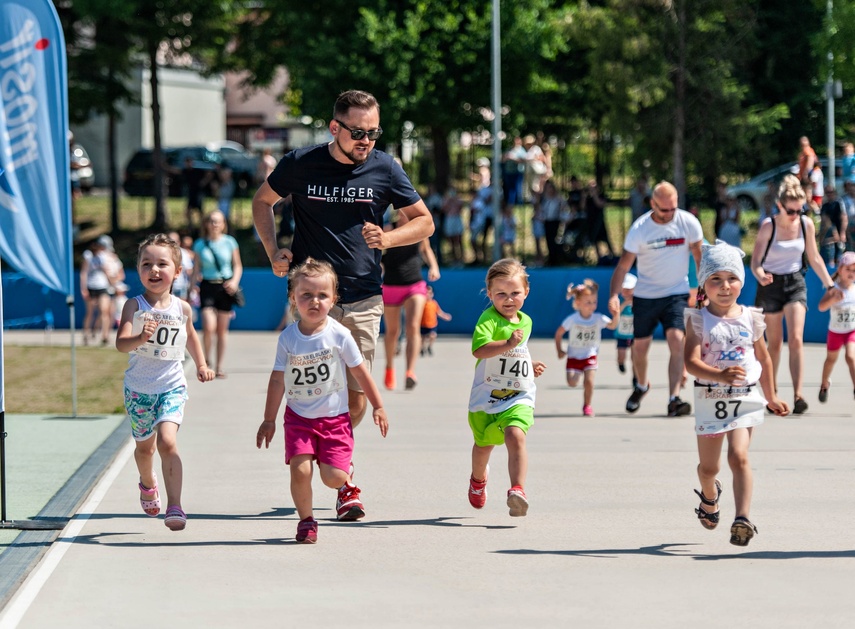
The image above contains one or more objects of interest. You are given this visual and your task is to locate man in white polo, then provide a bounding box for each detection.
[609,181,703,416]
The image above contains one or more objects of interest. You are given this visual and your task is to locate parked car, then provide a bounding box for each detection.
[727,158,830,211]
[123,143,259,198]
[71,143,94,192]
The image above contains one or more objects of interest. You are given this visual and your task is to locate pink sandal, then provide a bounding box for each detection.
[164,505,187,531]
[138,476,161,517]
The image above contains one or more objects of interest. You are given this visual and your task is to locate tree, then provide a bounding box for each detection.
[227,0,559,191]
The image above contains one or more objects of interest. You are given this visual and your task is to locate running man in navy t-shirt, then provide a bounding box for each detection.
[252,89,434,426]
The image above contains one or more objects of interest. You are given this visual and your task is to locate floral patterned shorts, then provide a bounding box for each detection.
[124,386,187,441]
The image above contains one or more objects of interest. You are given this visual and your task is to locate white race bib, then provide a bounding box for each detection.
[693,385,766,435]
[285,349,346,400]
[617,314,633,337]
[484,347,534,391]
[568,324,600,348]
[130,311,187,361]
[830,304,855,333]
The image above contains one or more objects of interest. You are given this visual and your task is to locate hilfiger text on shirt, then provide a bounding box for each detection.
[646,237,686,249]
[306,185,374,203]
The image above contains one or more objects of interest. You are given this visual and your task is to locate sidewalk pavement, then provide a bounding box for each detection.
[1,330,855,627]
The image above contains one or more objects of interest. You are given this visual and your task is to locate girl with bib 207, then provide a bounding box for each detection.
[116,234,215,532]
[684,241,788,547]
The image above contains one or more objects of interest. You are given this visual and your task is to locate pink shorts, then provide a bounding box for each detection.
[284,406,353,472]
[566,355,598,373]
[382,280,427,307]
[827,329,855,352]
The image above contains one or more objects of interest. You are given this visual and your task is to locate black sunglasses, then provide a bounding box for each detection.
[335,119,383,141]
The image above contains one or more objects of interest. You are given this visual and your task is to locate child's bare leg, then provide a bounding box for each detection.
[471,444,493,482]
[289,455,315,520]
[504,426,527,488]
[134,435,157,496]
[845,343,855,388]
[156,422,182,507]
[696,434,725,515]
[821,349,839,388]
[727,427,754,519]
[617,346,627,366]
[583,370,596,407]
[318,463,350,490]
[566,370,582,387]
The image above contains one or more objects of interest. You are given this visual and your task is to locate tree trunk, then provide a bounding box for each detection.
[148,42,167,231]
[672,0,687,206]
[108,108,119,234]
[431,127,451,193]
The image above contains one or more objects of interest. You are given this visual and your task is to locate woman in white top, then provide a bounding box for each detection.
[751,174,840,414]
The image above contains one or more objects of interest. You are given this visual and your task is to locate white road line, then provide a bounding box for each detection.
[0,439,134,629]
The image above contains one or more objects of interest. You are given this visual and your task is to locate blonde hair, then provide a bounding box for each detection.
[485,258,529,291]
[778,174,806,205]
[287,257,339,306]
[137,233,181,270]
[568,279,598,308]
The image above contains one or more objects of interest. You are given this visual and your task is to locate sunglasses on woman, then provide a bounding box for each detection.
[335,119,383,141]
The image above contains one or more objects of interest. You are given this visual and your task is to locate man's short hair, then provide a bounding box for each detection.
[334,90,379,119]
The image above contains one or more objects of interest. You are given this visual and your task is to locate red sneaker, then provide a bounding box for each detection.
[384,368,396,390]
[507,486,529,517]
[468,465,489,509]
[295,517,318,543]
[336,483,365,521]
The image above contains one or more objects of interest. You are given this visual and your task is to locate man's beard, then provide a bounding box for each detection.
[336,137,369,165]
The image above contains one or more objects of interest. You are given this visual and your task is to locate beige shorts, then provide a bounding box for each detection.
[330,294,384,392]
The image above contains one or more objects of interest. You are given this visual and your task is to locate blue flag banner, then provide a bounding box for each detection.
[0,0,71,297]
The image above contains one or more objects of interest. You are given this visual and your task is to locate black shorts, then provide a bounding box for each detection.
[199,280,233,312]
[632,294,689,338]
[754,272,807,313]
[86,287,110,298]
[616,337,633,349]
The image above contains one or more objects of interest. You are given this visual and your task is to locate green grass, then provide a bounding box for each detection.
[3,345,129,414]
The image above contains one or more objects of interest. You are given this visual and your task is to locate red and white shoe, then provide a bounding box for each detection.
[336,483,365,521]
[468,465,489,509]
[507,486,529,517]
[296,517,318,543]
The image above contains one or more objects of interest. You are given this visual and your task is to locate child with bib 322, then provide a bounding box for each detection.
[467,259,546,517]
[684,241,788,547]
[554,279,617,417]
[256,258,388,544]
[116,234,216,531]
[818,250,855,403]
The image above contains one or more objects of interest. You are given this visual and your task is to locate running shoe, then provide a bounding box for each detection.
[336,483,365,521]
[506,486,529,517]
[468,465,489,509]
[384,368,396,390]
[667,396,692,417]
[582,404,595,417]
[626,384,648,413]
[296,517,318,543]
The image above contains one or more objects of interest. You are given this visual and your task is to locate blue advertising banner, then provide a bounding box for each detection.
[0,0,72,297]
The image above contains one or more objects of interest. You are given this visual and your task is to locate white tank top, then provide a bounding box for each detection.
[687,306,765,387]
[761,217,805,275]
[123,295,187,394]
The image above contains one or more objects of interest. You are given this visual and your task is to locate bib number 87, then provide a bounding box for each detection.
[715,400,741,419]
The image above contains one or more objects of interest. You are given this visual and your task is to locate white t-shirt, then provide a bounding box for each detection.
[829,282,855,334]
[559,312,612,359]
[684,306,766,386]
[273,318,363,418]
[623,209,703,298]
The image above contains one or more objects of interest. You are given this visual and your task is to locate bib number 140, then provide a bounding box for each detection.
[498,357,529,378]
